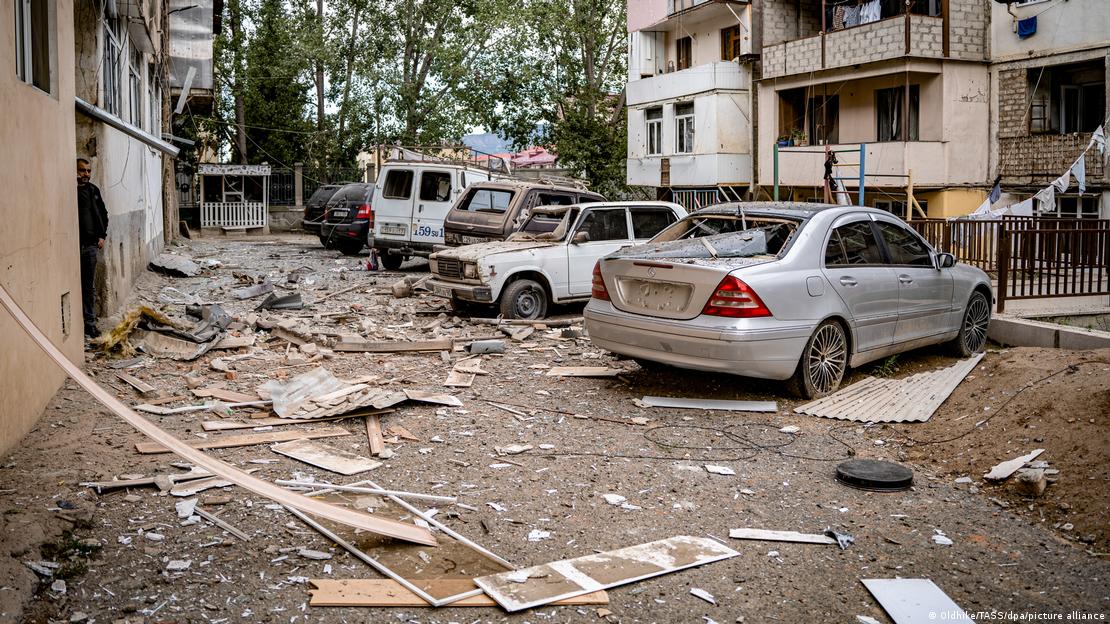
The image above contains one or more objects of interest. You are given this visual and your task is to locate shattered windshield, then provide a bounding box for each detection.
[509,208,579,242]
[636,215,800,259]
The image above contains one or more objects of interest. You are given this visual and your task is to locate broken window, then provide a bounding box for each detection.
[630,207,678,239]
[675,102,694,154]
[1027,61,1105,134]
[14,0,51,93]
[576,209,630,242]
[876,85,919,142]
[458,188,513,213]
[676,36,691,71]
[129,41,142,127]
[721,25,743,61]
[826,221,884,266]
[418,171,452,202]
[875,222,933,267]
[1043,195,1101,218]
[102,11,123,116]
[382,169,413,199]
[645,107,662,156]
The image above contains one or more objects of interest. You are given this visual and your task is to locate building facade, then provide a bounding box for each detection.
[756,0,991,217]
[989,0,1109,218]
[626,0,756,209]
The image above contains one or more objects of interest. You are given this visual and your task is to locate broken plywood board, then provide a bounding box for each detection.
[271,439,382,475]
[403,389,463,407]
[132,329,219,361]
[365,415,385,456]
[473,535,739,612]
[0,283,437,547]
[546,366,621,377]
[192,387,259,403]
[728,528,837,545]
[795,354,983,423]
[211,334,256,350]
[135,426,351,454]
[444,370,475,387]
[641,396,778,412]
[861,579,972,624]
[115,372,159,397]
[201,409,393,431]
[308,579,608,607]
[334,337,454,353]
[983,449,1044,481]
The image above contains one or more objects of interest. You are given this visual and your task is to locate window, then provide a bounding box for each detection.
[874,199,928,216]
[1027,61,1104,134]
[128,42,142,127]
[825,221,884,266]
[382,169,414,199]
[459,188,514,213]
[876,85,919,142]
[875,222,933,266]
[676,36,692,71]
[148,62,161,132]
[102,13,123,116]
[675,102,695,154]
[1042,195,1101,218]
[576,209,629,242]
[721,25,743,61]
[419,171,452,201]
[630,207,677,239]
[645,107,663,156]
[534,192,574,207]
[14,0,50,92]
[808,95,839,145]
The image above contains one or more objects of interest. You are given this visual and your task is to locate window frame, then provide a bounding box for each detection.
[823,219,887,268]
[674,102,695,154]
[875,85,920,142]
[873,220,935,267]
[128,41,143,127]
[382,169,415,200]
[573,208,632,243]
[14,0,51,93]
[676,36,692,71]
[102,12,123,116]
[630,206,678,239]
[645,107,663,156]
[418,170,453,202]
[720,25,743,61]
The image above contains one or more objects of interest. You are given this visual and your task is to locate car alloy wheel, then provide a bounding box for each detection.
[962,293,989,353]
[805,322,847,396]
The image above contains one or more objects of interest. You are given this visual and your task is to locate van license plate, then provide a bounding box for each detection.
[381,224,406,236]
[459,235,488,245]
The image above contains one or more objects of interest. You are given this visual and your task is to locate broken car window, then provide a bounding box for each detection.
[648,215,799,258]
[460,188,515,213]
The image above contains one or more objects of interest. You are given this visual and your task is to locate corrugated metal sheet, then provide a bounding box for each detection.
[794,354,984,423]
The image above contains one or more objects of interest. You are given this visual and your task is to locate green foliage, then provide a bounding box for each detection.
[870,355,900,378]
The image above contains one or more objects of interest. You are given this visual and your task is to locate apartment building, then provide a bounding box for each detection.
[626,0,756,208]
[756,0,992,217]
[989,0,1109,218]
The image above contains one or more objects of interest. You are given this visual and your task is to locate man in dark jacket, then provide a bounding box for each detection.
[77,158,108,339]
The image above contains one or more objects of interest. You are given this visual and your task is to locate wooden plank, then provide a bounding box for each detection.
[365,415,385,456]
[201,409,393,431]
[0,282,437,545]
[192,387,259,403]
[334,337,454,353]
[115,372,159,397]
[308,579,609,608]
[135,427,352,454]
[81,468,212,493]
[474,536,739,612]
[444,370,475,387]
[728,528,836,545]
[546,366,621,377]
[211,334,256,350]
[270,439,382,475]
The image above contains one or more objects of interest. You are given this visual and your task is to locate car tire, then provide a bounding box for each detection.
[949,291,990,357]
[788,319,848,400]
[318,234,334,249]
[499,279,547,320]
[379,252,404,271]
[337,240,364,256]
[633,357,670,372]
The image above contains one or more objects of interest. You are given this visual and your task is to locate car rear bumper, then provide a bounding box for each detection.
[302,220,322,234]
[583,300,813,380]
[371,237,437,257]
[425,278,494,303]
[321,220,369,241]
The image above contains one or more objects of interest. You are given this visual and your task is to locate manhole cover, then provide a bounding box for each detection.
[836,459,913,492]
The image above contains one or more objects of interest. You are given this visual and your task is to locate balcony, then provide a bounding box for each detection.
[999,133,1105,186]
[763,15,946,80]
[771,141,983,188]
[628,61,750,107]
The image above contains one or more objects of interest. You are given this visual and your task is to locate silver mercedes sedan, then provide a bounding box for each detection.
[584,203,992,399]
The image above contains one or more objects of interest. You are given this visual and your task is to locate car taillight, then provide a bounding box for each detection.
[355,203,373,221]
[591,261,610,301]
[701,276,771,318]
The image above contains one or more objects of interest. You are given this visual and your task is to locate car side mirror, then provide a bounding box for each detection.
[572,231,590,245]
[936,252,956,269]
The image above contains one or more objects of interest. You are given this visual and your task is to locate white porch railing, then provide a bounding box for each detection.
[201,202,267,228]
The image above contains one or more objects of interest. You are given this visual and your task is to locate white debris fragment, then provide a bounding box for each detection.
[527,529,551,542]
[297,549,333,560]
[931,530,953,546]
[779,425,800,434]
[487,502,507,512]
[690,588,716,604]
[50,580,66,595]
[955,476,973,484]
[497,444,533,455]
[166,560,192,572]
[620,502,642,511]
[144,532,165,542]
[705,465,736,476]
[857,616,882,624]
[488,463,512,469]
[323,563,332,575]
[117,535,132,546]
[175,498,198,519]
[538,444,555,450]
[505,570,532,583]
[740,489,756,496]
[602,494,627,506]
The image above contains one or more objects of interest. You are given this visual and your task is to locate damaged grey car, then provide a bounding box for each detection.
[584,203,993,399]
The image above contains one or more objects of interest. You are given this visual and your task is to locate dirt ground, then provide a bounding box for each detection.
[0,234,1107,624]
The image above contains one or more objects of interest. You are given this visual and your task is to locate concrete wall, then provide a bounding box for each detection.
[991,0,1110,63]
[0,0,83,456]
[628,0,668,33]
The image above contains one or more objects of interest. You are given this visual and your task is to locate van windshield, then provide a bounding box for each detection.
[459,188,515,213]
[509,208,579,242]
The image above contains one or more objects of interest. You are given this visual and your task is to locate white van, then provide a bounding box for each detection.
[371,162,495,270]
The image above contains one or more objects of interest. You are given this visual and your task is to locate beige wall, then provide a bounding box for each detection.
[991,0,1110,63]
[0,0,83,456]
[628,0,668,33]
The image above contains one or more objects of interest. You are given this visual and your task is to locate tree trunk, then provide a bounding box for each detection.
[336,6,361,140]
[315,0,325,133]
[229,0,248,163]
[160,0,177,243]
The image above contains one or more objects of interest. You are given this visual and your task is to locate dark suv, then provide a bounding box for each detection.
[320,183,375,255]
[301,184,346,235]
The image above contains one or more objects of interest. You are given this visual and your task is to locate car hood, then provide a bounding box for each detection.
[433,240,559,262]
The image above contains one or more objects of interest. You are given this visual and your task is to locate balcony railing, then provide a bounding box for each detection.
[999,133,1105,186]
[628,61,749,106]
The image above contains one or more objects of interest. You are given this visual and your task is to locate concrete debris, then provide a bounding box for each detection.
[690,588,716,605]
[233,281,275,300]
[527,529,552,541]
[704,465,736,476]
[984,449,1045,481]
[149,253,201,277]
[931,530,953,546]
[496,444,533,455]
[297,548,333,560]
[1013,468,1047,496]
[24,561,58,577]
[175,498,198,519]
[166,559,192,572]
[50,579,66,595]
